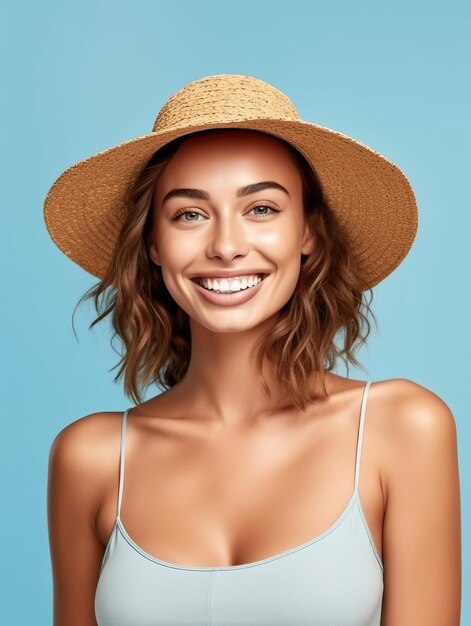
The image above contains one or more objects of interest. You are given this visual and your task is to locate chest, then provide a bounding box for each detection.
[95,412,384,568]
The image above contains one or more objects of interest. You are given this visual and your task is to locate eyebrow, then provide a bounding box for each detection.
[161,181,290,205]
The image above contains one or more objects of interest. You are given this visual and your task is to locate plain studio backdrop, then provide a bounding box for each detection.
[0,0,469,623]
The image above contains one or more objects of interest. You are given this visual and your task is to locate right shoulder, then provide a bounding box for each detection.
[50,409,124,445]
[49,410,124,452]
[48,410,126,491]
[47,411,127,624]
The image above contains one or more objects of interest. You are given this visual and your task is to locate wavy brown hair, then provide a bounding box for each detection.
[73,128,376,411]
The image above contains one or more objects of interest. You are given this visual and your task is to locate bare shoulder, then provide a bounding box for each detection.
[370,376,453,410]
[48,410,124,494]
[372,378,456,464]
[50,409,122,446]
[371,379,461,623]
[48,410,125,532]
[49,410,122,465]
[369,378,457,491]
[47,410,126,625]
[372,377,456,425]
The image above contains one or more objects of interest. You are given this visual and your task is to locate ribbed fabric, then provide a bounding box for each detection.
[95,380,383,625]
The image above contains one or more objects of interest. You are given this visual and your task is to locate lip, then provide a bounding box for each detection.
[190,269,271,280]
[191,274,268,306]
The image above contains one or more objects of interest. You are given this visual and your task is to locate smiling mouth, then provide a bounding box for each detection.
[192,274,269,294]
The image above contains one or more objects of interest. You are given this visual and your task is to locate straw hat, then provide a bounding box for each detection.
[43,73,418,288]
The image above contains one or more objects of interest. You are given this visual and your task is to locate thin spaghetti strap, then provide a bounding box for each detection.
[116,408,131,521]
[354,381,372,494]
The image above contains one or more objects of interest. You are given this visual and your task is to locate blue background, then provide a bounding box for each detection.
[1,0,469,622]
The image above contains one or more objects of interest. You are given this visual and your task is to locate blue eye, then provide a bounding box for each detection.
[250,204,278,217]
[171,204,279,222]
[172,209,203,222]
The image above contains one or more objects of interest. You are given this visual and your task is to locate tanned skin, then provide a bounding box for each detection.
[48,131,461,625]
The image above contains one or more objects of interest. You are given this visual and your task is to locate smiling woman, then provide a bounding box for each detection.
[70,126,370,410]
[44,74,461,626]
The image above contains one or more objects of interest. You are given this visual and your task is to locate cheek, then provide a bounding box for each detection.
[158,263,191,313]
[153,225,191,269]
[260,220,304,263]
[154,232,198,306]
[267,224,304,292]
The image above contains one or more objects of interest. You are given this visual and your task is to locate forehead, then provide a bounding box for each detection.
[158,130,302,183]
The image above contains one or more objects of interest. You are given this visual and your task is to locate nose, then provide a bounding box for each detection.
[206,213,249,262]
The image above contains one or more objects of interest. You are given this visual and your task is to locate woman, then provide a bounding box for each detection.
[45,74,461,625]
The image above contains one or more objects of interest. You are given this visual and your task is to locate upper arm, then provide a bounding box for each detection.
[47,414,110,626]
[380,379,462,626]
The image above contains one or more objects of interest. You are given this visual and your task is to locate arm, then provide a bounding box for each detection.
[380,379,462,625]
[47,414,110,626]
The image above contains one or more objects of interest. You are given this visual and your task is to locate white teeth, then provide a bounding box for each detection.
[199,274,264,293]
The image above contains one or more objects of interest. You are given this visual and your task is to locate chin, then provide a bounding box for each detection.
[195,313,279,335]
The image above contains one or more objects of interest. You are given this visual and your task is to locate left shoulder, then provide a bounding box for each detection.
[372,378,461,624]
[371,377,457,450]
[367,377,459,507]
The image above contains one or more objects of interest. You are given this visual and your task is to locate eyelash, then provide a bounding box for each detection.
[171,204,280,222]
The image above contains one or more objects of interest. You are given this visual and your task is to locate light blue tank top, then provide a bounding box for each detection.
[95,380,384,625]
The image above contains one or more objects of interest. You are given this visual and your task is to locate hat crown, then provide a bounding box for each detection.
[152,74,300,133]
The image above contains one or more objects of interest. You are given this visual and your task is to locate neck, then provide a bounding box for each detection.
[177,318,291,429]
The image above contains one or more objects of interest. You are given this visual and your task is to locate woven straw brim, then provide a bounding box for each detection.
[43,118,418,289]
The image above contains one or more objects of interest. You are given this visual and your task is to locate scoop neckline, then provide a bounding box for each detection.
[115,490,359,571]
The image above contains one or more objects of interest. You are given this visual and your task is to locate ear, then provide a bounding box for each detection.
[147,232,161,266]
[300,222,315,256]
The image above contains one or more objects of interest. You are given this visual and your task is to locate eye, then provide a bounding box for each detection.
[249,204,280,217]
[171,209,204,222]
